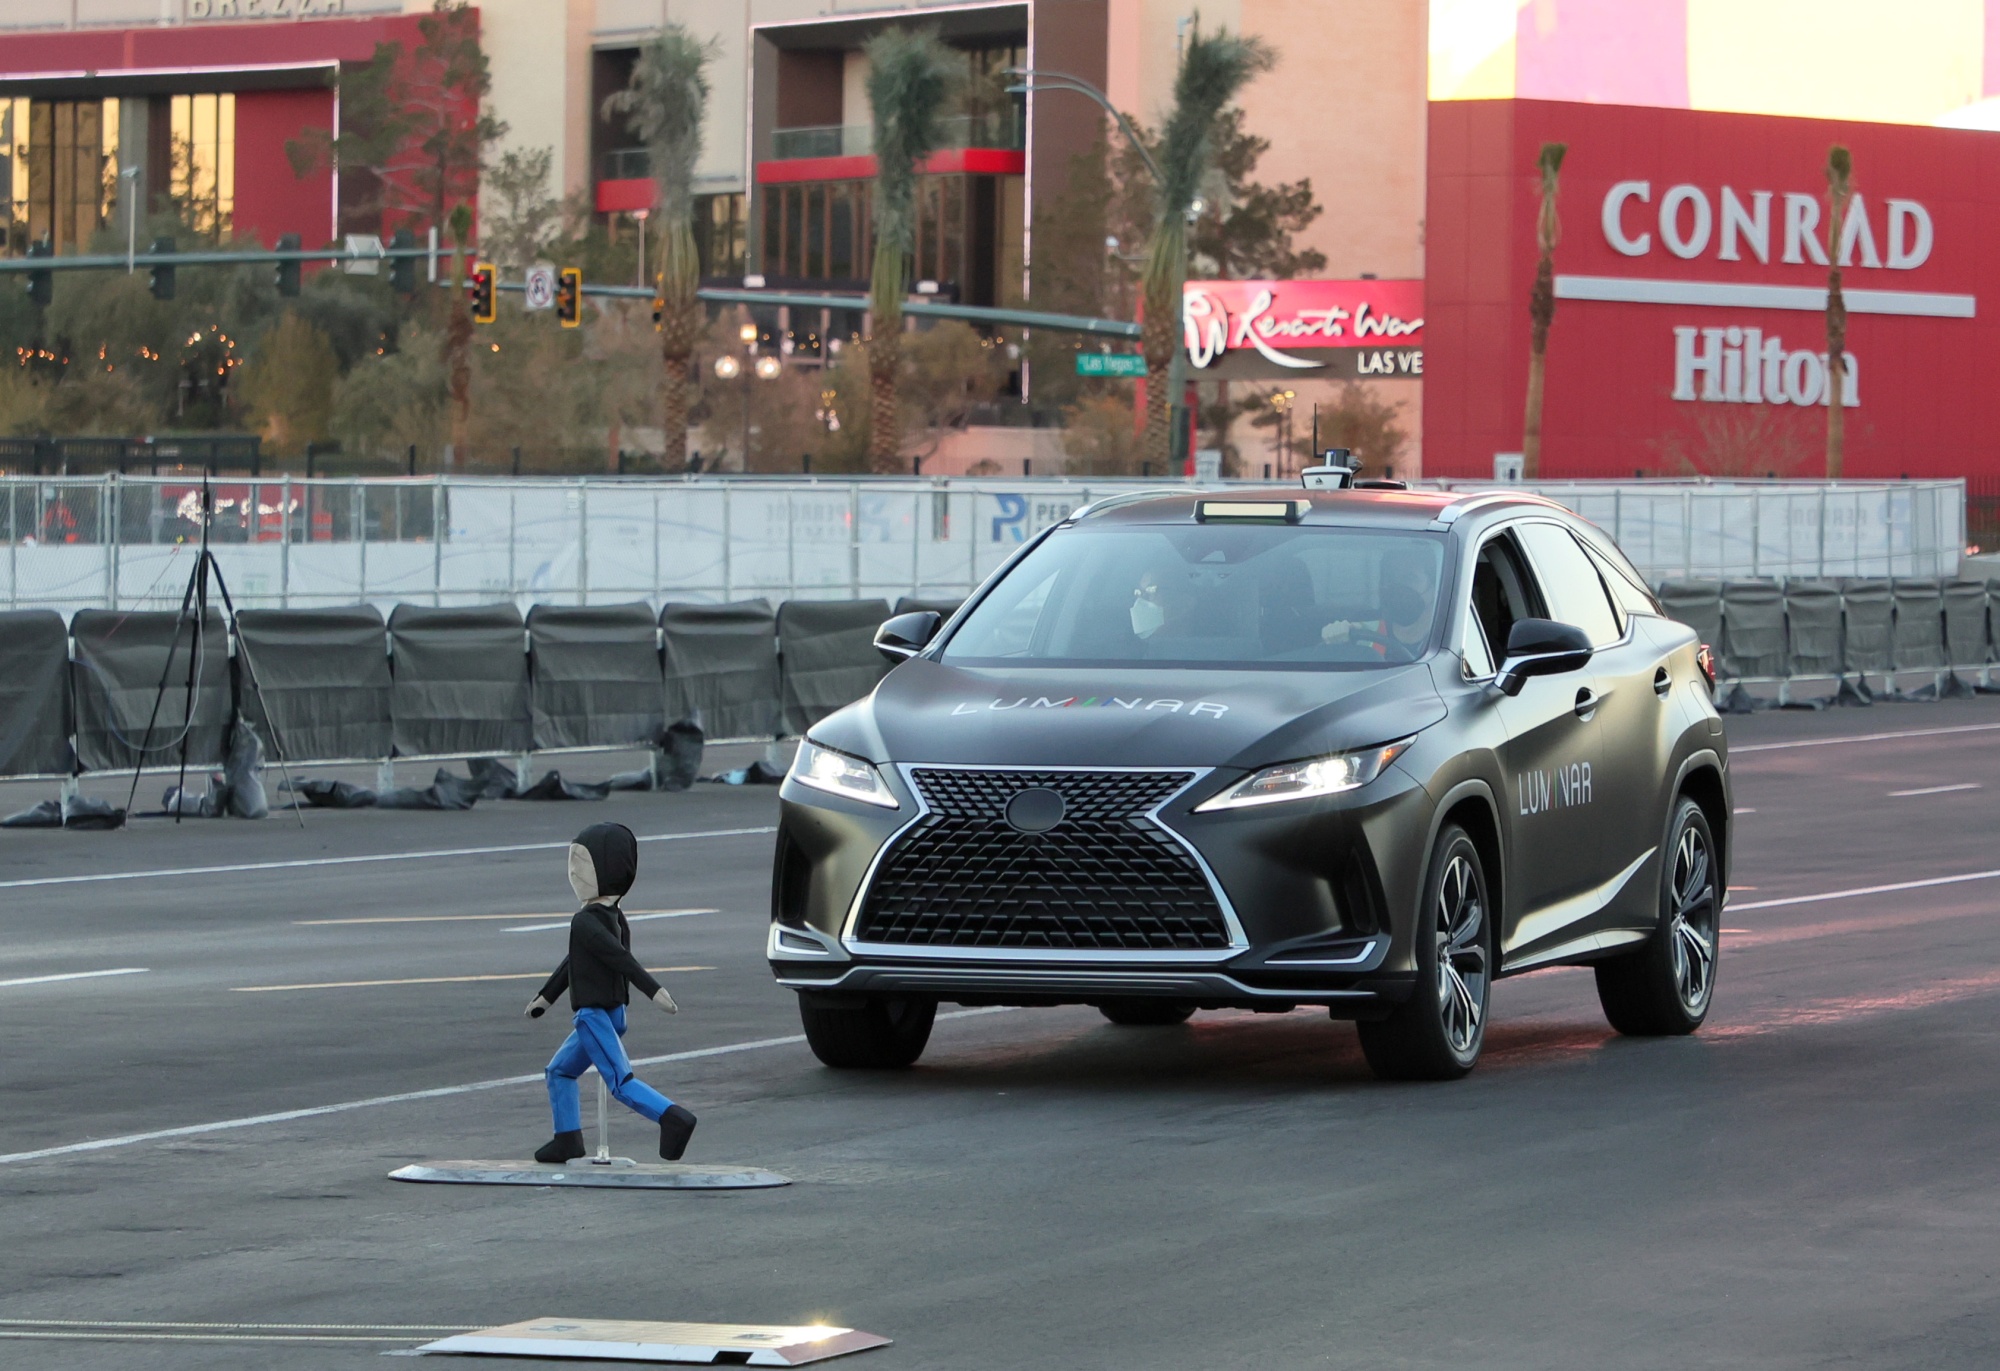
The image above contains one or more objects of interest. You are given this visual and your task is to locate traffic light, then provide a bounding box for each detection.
[148,236,176,301]
[556,266,582,328]
[274,233,301,297]
[470,261,496,324]
[651,276,664,332]
[389,227,417,295]
[25,238,51,307]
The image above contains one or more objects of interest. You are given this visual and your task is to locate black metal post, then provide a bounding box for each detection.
[512,445,522,477]
[407,444,417,476]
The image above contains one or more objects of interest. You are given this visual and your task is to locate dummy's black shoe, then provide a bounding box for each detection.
[659,1105,697,1161]
[534,1130,586,1164]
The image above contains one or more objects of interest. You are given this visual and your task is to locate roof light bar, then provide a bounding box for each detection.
[1195,500,1308,523]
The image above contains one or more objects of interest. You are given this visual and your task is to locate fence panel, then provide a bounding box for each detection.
[1841,579,1894,675]
[1891,579,1946,670]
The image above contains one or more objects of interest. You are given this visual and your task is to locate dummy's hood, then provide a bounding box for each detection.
[807,658,1448,771]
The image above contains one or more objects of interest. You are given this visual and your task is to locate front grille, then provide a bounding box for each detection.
[853,768,1232,951]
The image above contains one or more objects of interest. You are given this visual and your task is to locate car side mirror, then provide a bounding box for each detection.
[874,611,942,663]
[1494,618,1593,696]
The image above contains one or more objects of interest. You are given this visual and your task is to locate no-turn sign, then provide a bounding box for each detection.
[523,265,556,311]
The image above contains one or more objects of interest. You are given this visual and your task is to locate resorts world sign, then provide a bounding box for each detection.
[1181,279,1424,381]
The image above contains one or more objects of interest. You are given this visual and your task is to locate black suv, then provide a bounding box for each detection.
[768,487,1727,1079]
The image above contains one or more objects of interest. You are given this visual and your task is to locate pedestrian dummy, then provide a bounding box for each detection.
[526,822,698,1162]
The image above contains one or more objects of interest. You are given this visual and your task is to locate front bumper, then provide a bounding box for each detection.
[769,758,1437,1014]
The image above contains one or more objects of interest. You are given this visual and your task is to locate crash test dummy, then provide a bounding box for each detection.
[526,821,698,1162]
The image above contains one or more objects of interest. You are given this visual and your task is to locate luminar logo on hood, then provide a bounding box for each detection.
[951,695,1230,718]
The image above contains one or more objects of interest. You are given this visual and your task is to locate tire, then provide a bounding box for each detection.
[1595,797,1719,1036]
[798,994,937,1069]
[1097,999,1196,1027]
[1358,824,1494,1081]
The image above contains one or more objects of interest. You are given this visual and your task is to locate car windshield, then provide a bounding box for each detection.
[942,523,1448,670]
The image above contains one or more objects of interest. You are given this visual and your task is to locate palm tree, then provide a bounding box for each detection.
[1824,144,1852,480]
[1139,25,1273,471]
[864,27,959,473]
[1522,141,1566,481]
[604,27,714,472]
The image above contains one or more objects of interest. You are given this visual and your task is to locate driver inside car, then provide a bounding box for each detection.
[1320,548,1437,660]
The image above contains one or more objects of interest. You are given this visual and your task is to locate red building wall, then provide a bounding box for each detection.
[1424,99,2000,480]
[233,89,336,247]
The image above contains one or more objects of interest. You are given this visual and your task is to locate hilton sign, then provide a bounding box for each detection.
[1422,99,1991,480]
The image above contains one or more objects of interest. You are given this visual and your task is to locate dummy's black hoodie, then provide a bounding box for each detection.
[535,823,663,1011]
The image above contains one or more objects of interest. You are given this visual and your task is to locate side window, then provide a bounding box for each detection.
[1578,533,1662,619]
[1515,522,1624,648]
[1460,607,1495,678]
[1471,533,1541,658]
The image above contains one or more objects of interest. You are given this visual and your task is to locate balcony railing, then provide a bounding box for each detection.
[767,110,1025,162]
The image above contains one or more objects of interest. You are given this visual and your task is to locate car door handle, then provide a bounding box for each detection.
[1654,666,1672,697]
[1574,687,1606,719]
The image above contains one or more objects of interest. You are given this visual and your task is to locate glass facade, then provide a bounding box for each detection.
[170,92,236,239]
[3,97,120,256]
[695,192,747,278]
[761,175,999,293]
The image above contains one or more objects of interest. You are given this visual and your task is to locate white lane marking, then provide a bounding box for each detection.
[230,967,710,993]
[294,908,712,928]
[1728,868,2000,912]
[0,967,148,989]
[0,1007,1014,1166]
[0,827,777,891]
[1733,807,1756,814]
[504,909,718,933]
[1732,721,2000,754]
[1888,783,1982,797]
[0,1320,465,1332]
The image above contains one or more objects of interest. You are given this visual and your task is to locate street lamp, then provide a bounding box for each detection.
[716,344,780,467]
[1006,67,1190,469]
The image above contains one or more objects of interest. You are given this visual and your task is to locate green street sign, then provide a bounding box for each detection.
[1075,352,1148,377]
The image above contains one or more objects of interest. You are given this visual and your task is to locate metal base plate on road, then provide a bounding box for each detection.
[413,1318,889,1364]
[389,1159,790,1190]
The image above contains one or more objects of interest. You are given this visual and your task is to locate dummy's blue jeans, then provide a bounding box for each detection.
[545,1005,672,1132]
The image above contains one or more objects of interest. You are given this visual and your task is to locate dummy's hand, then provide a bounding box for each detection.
[1321,621,1353,644]
[652,987,679,1015]
[525,995,551,1019]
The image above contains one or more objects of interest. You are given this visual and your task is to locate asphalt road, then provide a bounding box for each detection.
[3,702,1999,1369]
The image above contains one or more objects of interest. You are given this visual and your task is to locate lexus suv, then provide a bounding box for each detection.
[767,485,1728,1080]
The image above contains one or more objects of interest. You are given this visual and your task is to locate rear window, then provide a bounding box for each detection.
[942,523,1449,670]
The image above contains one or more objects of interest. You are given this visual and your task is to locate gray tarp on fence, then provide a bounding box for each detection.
[1943,580,1993,667]
[71,607,232,771]
[1783,581,1843,678]
[1657,581,1722,650]
[1719,581,1785,679]
[0,610,72,777]
[235,607,392,762]
[388,603,532,757]
[661,600,780,740]
[1891,579,1946,669]
[779,598,892,735]
[1841,579,1894,675]
[528,602,664,750]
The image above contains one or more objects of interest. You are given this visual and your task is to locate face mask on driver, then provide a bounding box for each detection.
[1130,595,1165,638]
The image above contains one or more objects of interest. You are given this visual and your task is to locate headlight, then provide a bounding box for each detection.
[1193,739,1412,812]
[790,739,899,809]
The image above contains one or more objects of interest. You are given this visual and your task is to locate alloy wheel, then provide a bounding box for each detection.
[1668,824,1717,1012]
[1435,851,1489,1055]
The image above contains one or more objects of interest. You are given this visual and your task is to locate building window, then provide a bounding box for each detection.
[760,179,872,285]
[4,97,119,256]
[170,92,235,239]
[694,192,746,278]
